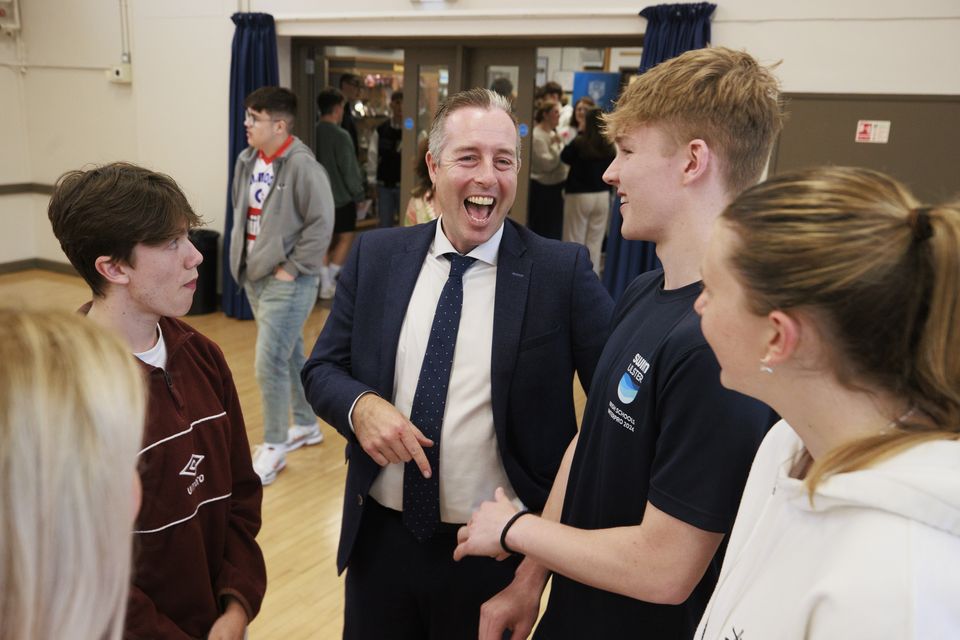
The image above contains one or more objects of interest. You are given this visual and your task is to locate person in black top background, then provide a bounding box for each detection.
[560,107,615,275]
[367,90,403,227]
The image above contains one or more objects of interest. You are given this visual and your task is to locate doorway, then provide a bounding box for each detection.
[293,37,641,229]
[403,44,536,223]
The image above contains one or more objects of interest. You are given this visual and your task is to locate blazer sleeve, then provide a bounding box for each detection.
[301,232,379,441]
[568,244,614,393]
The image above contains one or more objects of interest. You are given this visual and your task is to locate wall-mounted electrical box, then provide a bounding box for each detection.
[107,63,133,84]
[0,0,21,33]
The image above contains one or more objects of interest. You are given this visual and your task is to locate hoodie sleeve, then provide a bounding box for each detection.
[210,350,267,623]
[281,153,335,279]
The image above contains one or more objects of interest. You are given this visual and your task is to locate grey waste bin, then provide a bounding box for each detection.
[187,229,219,316]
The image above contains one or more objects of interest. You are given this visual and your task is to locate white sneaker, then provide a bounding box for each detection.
[319,280,336,300]
[252,444,286,486]
[285,422,324,452]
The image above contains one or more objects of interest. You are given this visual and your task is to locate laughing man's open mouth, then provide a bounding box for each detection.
[464,195,495,222]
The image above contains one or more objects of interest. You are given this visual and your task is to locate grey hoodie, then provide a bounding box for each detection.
[230,136,334,284]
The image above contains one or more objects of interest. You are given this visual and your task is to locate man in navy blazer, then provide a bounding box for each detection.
[302,88,613,639]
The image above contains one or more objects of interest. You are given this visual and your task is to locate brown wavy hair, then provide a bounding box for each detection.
[48,162,202,297]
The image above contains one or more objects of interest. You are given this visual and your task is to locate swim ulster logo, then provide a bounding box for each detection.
[618,374,639,403]
[617,353,651,404]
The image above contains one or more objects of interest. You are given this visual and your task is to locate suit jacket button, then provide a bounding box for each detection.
[356,494,364,506]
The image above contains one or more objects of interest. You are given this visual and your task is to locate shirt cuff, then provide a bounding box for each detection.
[347,390,380,433]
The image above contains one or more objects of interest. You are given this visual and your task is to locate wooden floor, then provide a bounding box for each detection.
[0,269,579,639]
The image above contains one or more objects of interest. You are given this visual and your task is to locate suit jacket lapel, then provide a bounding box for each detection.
[379,221,437,397]
[491,221,531,438]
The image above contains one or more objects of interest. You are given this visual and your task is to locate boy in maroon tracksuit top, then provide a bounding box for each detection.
[48,162,266,639]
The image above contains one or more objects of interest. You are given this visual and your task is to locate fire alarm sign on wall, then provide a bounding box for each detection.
[855,120,891,144]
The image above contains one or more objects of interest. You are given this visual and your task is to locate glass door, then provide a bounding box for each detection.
[401,47,462,223]
[402,44,536,226]
[466,46,536,225]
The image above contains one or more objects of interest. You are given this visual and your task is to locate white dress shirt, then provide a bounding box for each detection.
[368,218,518,523]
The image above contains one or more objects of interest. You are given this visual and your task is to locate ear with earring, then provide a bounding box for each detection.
[760,357,774,374]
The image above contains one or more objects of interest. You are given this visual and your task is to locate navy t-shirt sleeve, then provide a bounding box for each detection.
[647,342,769,534]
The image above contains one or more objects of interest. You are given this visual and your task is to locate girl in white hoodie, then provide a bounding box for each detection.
[693,166,960,639]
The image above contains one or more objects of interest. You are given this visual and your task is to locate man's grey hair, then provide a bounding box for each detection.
[427,88,521,168]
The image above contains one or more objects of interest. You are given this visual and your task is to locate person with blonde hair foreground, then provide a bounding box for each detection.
[0,309,145,640]
[694,166,960,638]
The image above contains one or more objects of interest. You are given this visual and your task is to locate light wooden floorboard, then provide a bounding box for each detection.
[0,269,581,639]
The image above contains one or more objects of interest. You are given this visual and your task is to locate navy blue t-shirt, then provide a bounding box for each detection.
[536,270,775,639]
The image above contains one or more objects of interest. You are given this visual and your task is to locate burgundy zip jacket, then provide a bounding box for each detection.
[125,316,266,639]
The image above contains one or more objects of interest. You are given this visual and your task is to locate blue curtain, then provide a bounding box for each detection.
[602,2,716,301]
[222,12,279,319]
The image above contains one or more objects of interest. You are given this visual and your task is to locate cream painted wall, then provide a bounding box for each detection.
[0,195,38,263]
[1,0,958,268]
[131,3,235,233]
[0,66,30,183]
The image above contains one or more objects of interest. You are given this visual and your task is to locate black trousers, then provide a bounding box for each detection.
[344,499,522,640]
[527,180,564,240]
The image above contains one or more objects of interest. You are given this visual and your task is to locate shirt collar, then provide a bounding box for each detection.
[258,135,294,164]
[432,216,503,267]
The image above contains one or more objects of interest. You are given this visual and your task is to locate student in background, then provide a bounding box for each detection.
[695,167,960,639]
[528,99,567,240]
[367,90,404,228]
[542,81,573,133]
[560,107,614,275]
[0,309,145,640]
[404,137,438,226]
[559,95,595,145]
[316,87,366,301]
[490,76,515,103]
[232,86,333,483]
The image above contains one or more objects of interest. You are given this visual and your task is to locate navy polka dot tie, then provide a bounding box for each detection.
[402,252,477,541]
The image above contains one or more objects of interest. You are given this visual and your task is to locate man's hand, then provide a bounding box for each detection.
[273,266,295,282]
[352,394,433,477]
[453,487,519,561]
[478,560,548,640]
[207,598,247,640]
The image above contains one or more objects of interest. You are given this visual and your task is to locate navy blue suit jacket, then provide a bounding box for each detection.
[302,219,613,572]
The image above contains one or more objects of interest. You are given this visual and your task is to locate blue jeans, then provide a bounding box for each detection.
[244,274,320,445]
[377,185,400,228]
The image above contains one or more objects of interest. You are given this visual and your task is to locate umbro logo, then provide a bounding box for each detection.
[180,454,205,476]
